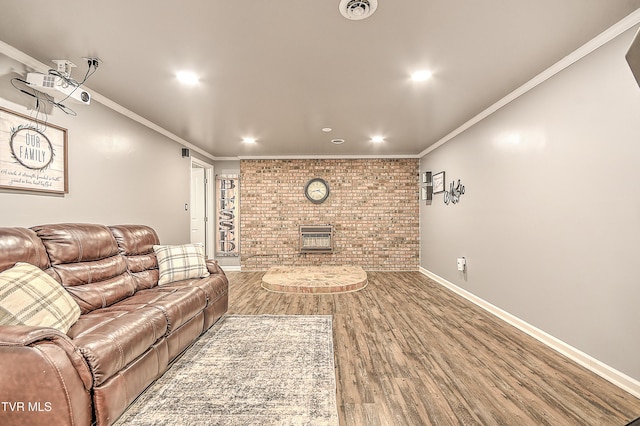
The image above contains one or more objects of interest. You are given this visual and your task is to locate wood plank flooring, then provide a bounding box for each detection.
[225,271,640,425]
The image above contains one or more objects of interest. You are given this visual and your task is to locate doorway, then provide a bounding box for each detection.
[190,158,214,258]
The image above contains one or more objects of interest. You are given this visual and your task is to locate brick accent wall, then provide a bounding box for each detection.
[240,158,419,270]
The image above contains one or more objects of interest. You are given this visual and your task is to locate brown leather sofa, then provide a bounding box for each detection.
[0,223,229,426]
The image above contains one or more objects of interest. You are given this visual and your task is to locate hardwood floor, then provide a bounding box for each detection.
[225,271,640,425]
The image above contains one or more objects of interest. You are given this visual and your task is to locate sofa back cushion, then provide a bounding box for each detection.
[0,227,51,274]
[31,224,136,314]
[109,225,160,291]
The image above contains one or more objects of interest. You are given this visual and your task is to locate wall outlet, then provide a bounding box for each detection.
[457,257,466,271]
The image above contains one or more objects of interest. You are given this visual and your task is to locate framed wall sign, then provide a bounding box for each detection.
[216,174,239,257]
[0,107,68,194]
[432,171,445,194]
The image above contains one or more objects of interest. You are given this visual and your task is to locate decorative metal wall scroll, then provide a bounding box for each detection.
[216,174,239,257]
[444,179,465,205]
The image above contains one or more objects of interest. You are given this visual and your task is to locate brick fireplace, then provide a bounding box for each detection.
[240,158,419,270]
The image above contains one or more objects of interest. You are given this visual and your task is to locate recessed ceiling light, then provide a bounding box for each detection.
[176,71,199,85]
[411,70,432,82]
[331,138,345,145]
[242,137,256,144]
[322,127,333,133]
[371,135,385,143]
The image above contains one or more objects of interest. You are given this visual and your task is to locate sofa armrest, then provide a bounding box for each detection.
[206,259,225,275]
[0,325,93,389]
[0,325,93,426]
[1,324,69,345]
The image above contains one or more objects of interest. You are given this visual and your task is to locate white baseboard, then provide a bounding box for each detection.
[219,265,242,272]
[419,267,640,399]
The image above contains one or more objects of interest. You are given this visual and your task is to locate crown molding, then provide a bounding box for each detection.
[238,154,420,160]
[5,7,639,162]
[419,9,640,158]
[0,40,218,162]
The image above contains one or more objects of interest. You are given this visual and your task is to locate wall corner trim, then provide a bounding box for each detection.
[418,267,640,399]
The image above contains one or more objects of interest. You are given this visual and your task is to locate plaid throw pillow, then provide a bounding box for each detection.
[153,243,210,285]
[0,262,81,333]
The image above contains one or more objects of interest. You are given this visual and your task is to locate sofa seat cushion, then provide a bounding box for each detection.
[69,307,168,386]
[103,286,207,334]
[162,274,228,305]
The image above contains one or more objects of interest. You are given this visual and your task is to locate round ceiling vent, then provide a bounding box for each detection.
[339,0,378,20]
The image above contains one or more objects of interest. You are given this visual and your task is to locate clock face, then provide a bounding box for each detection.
[305,178,329,203]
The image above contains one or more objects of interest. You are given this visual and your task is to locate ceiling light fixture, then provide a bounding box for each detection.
[242,137,256,144]
[331,138,345,145]
[322,127,333,133]
[411,70,432,82]
[176,71,199,85]
[371,135,385,143]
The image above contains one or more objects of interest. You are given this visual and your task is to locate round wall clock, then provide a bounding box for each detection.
[304,178,330,204]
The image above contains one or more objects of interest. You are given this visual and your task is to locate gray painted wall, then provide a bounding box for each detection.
[0,53,192,244]
[420,27,640,381]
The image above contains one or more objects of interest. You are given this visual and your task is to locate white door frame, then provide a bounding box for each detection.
[190,157,215,259]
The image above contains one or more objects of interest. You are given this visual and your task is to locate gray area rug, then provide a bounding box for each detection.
[115,315,338,426]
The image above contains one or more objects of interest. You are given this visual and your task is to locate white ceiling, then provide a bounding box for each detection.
[1,1,639,158]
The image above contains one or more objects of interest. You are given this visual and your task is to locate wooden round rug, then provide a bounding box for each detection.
[261,266,368,294]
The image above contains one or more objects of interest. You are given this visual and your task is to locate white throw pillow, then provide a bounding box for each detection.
[153,243,210,285]
[0,262,81,333]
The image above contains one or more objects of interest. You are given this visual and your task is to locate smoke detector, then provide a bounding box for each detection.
[339,0,378,20]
